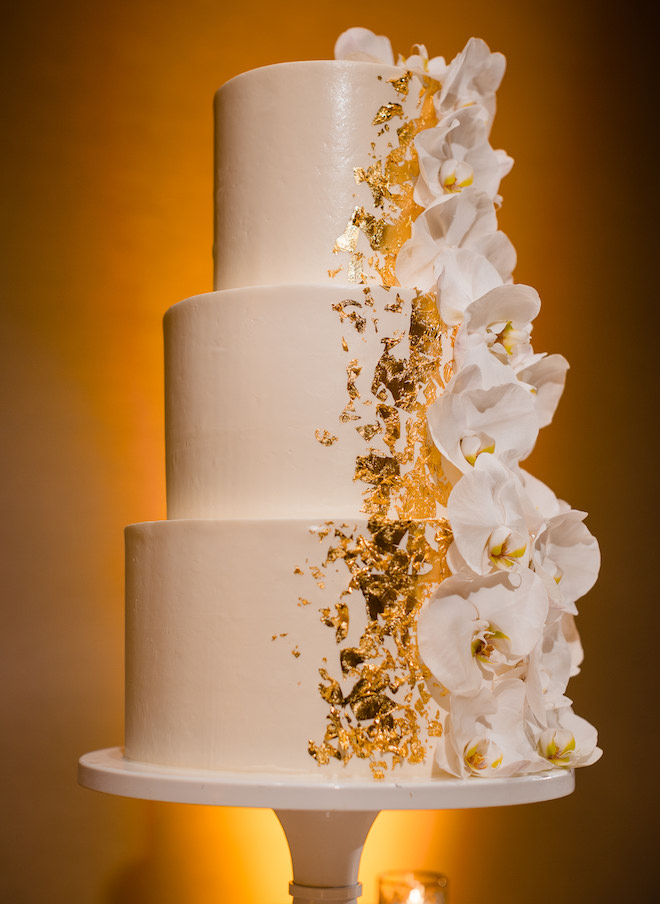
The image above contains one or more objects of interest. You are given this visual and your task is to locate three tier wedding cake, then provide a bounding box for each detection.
[123,28,601,781]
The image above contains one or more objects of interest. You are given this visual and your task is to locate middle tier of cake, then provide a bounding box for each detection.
[165,284,454,522]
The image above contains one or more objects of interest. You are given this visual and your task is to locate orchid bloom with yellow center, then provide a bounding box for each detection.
[535,709,602,769]
[440,157,474,192]
[487,524,527,570]
[417,570,547,696]
[538,729,575,765]
[446,455,541,577]
[464,737,503,772]
[471,624,509,663]
[531,507,601,614]
[460,432,495,465]
[431,680,552,778]
[489,319,528,355]
[427,360,539,476]
[454,283,540,378]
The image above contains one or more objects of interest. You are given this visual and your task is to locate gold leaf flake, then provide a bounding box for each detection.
[356,423,381,442]
[347,251,364,283]
[315,429,338,446]
[307,72,459,774]
[372,102,404,126]
[320,602,350,643]
[330,72,444,285]
[354,164,392,209]
[332,300,366,333]
[318,669,343,705]
[388,72,413,95]
[308,519,451,771]
[385,294,404,314]
[354,453,400,485]
[334,209,361,253]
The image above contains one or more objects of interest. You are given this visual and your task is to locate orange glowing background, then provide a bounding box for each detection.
[1,1,656,902]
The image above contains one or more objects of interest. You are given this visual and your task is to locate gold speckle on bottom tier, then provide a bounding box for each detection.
[307,518,451,777]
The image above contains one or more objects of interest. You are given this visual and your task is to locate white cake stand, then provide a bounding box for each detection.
[79,746,573,903]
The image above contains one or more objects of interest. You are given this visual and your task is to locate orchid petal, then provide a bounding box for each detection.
[334,27,394,64]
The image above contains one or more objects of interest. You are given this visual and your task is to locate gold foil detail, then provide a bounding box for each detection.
[310,565,326,589]
[339,358,362,423]
[333,290,453,519]
[354,165,392,209]
[332,299,366,333]
[316,429,338,446]
[388,72,413,95]
[356,423,381,442]
[306,69,461,775]
[372,102,404,125]
[309,519,452,773]
[347,251,365,282]
[305,283,459,774]
[334,211,361,253]
[332,71,441,285]
[385,294,404,314]
[321,602,350,642]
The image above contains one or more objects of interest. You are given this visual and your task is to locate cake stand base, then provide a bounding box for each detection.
[79,747,574,903]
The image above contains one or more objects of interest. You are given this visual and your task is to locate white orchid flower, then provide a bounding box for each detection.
[519,469,570,519]
[396,188,513,292]
[455,283,541,375]
[560,612,584,675]
[523,613,574,724]
[334,27,395,64]
[434,680,550,778]
[434,246,504,326]
[427,361,539,473]
[435,38,506,128]
[532,509,600,612]
[447,455,542,575]
[417,570,548,696]
[334,28,448,78]
[535,706,602,768]
[414,105,513,208]
[516,353,569,428]
[397,44,448,79]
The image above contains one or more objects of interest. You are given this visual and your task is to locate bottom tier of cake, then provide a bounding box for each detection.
[125,518,450,778]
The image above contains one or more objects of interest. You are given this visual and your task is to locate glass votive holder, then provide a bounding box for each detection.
[378,870,448,904]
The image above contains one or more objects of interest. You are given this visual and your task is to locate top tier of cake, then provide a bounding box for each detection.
[213,60,435,290]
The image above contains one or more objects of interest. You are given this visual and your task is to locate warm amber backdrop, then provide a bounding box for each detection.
[2,0,657,902]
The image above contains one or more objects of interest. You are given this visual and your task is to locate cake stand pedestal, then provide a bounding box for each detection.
[79,747,574,904]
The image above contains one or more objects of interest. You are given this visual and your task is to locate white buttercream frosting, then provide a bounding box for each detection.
[165,284,450,521]
[214,61,429,290]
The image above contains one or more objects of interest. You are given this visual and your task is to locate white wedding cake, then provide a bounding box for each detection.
[124,28,601,781]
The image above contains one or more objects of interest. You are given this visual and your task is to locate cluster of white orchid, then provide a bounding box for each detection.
[336,28,601,777]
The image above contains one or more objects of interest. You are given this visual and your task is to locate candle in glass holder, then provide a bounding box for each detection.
[378,870,448,904]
